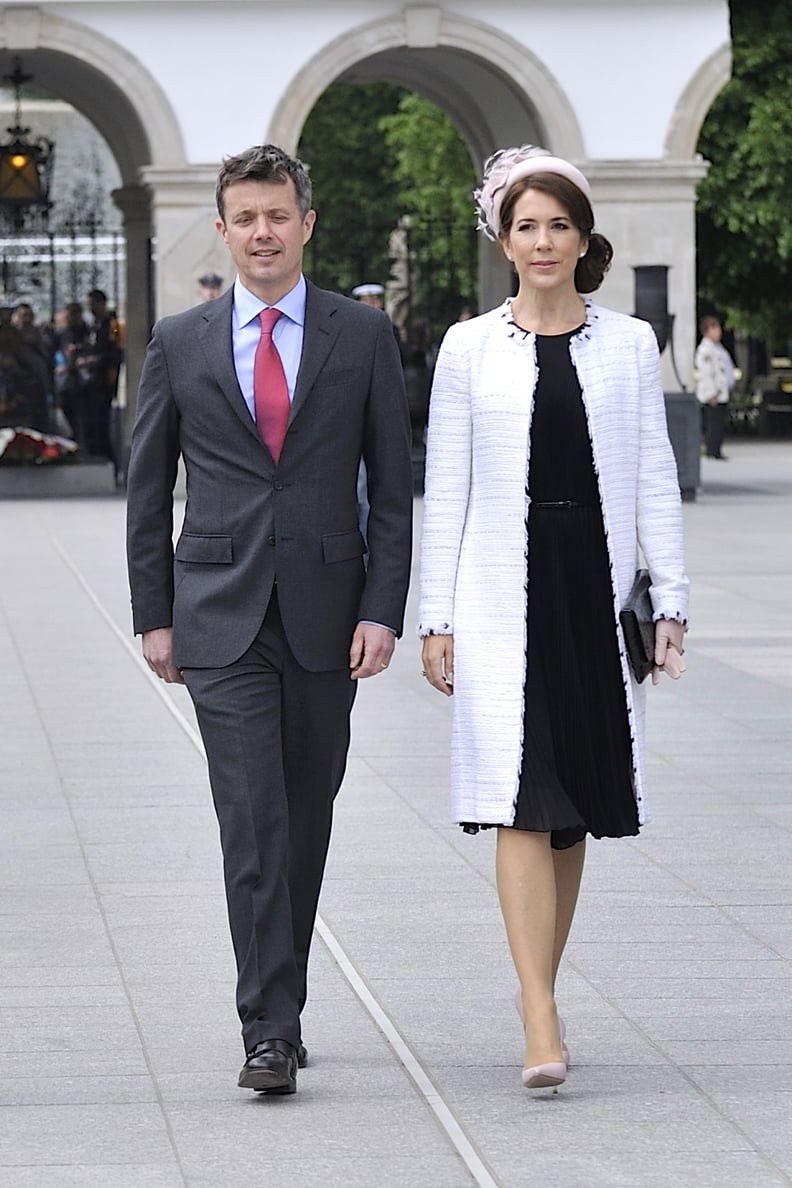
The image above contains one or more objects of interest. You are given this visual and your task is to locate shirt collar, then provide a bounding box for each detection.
[233,274,307,328]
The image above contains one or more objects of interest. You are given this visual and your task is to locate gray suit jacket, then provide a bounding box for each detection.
[126,281,413,671]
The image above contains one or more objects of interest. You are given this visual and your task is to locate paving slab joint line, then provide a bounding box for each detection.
[23,532,193,1188]
[52,531,499,1188]
[49,528,205,751]
[620,836,791,961]
[568,967,792,1188]
[316,917,500,1188]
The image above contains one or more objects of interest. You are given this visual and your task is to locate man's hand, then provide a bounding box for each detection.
[349,623,395,679]
[142,627,185,684]
[421,634,454,697]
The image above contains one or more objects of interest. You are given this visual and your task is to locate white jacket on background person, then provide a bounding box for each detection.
[418,298,689,828]
[694,333,733,405]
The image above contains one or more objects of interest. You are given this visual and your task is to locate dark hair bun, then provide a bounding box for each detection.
[575,233,613,294]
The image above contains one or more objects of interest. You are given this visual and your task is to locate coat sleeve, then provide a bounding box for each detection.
[418,323,473,636]
[634,323,690,624]
[125,321,181,635]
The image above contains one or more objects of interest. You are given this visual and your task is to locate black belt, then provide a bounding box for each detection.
[532,500,589,508]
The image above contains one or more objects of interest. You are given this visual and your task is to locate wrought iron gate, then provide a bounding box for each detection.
[0,218,126,321]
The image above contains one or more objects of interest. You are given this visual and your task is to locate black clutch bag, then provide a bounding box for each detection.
[619,568,655,683]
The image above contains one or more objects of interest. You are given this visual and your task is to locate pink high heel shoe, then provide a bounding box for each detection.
[521,1062,566,1092]
[513,988,571,1066]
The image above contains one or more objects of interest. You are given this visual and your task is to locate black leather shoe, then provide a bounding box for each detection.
[297,1043,308,1069]
[238,1039,297,1094]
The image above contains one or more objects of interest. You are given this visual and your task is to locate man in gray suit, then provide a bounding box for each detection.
[126,145,412,1095]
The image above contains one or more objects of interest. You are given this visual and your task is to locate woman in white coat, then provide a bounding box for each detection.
[419,146,689,1092]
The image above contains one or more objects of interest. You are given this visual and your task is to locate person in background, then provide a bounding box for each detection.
[0,307,25,427]
[54,303,91,446]
[694,315,734,460]
[12,302,50,361]
[402,318,434,443]
[198,272,224,301]
[351,282,406,519]
[351,282,385,308]
[419,145,689,1094]
[73,289,123,461]
[352,283,403,356]
[12,303,52,429]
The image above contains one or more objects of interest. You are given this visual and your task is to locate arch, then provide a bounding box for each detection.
[664,42,732,160]
[0,7,188,462]
[268,10,585,168]
[0,7,186,180]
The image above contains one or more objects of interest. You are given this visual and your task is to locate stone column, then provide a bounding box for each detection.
[140,165,226,318]
[588,159,708,392]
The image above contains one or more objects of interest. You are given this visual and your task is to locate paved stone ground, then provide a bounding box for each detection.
[0,437,790,1187]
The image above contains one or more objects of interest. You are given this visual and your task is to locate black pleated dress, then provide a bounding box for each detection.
[463,328,640,849]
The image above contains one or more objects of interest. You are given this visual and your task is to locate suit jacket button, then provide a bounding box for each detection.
[274,481,283,491]
[267,535,276,546]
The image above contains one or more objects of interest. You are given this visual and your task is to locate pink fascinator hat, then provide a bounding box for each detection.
[474,145,593,241]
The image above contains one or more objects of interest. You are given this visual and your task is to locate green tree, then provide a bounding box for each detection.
[298,83,407,296]
[298,84,478,338]
[380,93,478,336]
[697,2,792,348]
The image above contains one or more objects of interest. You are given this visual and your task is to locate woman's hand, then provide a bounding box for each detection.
[422,634,454,696]
[652,620,687,685]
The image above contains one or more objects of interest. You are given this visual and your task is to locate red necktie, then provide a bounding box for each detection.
[253,308,289,462]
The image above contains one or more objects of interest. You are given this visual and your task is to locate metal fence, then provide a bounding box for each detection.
[0,226,126,321]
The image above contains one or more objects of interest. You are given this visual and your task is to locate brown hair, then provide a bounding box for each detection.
[498,172,613,293]
[699,315,721,335]
[216,144,312,221]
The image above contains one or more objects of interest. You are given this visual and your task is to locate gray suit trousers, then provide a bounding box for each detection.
[183,590,356,1052]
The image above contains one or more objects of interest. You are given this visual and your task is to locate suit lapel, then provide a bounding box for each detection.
[289,281,342,427]
[197,291,262,445]
[196,282,344,453]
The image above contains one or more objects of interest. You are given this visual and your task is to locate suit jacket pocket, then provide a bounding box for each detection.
[175,533,233,564]
[322,528,366,564]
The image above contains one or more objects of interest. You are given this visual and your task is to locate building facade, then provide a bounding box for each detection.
[0,0,731,430]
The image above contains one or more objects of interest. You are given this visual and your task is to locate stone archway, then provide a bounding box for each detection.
[268,9,586,310]
[665,42,732,160]
[269,10,583,158]
[0,6,188,453]
[0,7,184,173]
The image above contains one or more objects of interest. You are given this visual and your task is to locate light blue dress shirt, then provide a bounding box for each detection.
[231,275,306,418]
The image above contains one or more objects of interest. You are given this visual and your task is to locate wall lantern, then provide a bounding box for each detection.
[0,57,54,230]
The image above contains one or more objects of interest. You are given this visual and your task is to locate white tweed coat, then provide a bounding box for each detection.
[418,299,689,827]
